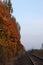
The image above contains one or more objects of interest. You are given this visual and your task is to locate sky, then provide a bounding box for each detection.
[11,0,43,50]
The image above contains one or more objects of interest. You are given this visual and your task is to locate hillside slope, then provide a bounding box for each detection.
[0,1,25,65]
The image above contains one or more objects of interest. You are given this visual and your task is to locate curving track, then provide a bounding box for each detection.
[0,52,43,65]
[27,53,43,65]
[14,52,43,65]
[14,53,34,65]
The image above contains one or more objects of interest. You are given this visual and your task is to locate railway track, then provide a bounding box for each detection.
[1,52,43,65]
[14,53,35,65]
[28,53,43,65]
[14,52,43,65]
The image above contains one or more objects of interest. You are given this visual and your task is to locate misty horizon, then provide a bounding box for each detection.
[11,0,43,50]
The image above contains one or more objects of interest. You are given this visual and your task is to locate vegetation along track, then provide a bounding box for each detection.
[14,52,43,65]
[0,51,43,65]
[14,53,35,65]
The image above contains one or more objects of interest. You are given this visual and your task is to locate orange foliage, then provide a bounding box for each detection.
[0,1,25,65]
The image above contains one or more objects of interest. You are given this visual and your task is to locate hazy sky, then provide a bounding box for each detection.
[11,0,43,50]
